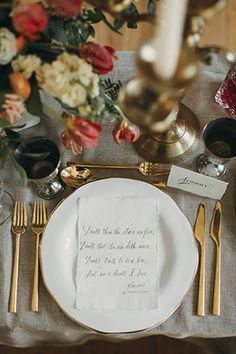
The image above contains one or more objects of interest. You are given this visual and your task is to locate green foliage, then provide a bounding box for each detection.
[63,17,95,45]
[84,8,122,34]
[111,1,157,31]
[100,79,122,117]
[25,79,44,117]
[44,16,68,44]
[0,0,157,182]
[0,117,9,128]
[27,41,62,61]
[101,78,122,101]
[147,0,157,14]
[0,66,11,90]
[43,13,97,47]
[113,18,125,31]
[123,3,139,29]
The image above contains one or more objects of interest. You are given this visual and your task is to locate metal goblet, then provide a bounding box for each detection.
[197,117,236,178]
[15,137,64,199]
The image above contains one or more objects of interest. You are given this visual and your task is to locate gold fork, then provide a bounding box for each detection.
[9,202,27,313]
[69,161,170,177]
[31,201,47,312]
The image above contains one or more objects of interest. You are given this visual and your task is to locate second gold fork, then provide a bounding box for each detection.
[31,201,47,312]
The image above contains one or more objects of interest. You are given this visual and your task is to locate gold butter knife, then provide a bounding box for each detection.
[210,201,222,316]
[194,203,206,316]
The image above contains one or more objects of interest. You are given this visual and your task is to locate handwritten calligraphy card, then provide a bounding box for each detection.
[76,197,159,311]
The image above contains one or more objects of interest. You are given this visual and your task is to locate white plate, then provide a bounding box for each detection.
[41,178,198,333]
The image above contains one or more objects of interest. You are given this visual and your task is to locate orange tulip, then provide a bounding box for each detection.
[9,72,31,100]
[16,35,26,52]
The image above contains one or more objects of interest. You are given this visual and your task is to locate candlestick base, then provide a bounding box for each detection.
[133,103,200,163]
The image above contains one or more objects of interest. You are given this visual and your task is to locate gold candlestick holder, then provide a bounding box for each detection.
[119,0,228,163]
[133,104,200,163]
[119,41,200,163]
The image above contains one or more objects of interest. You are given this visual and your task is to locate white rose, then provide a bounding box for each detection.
[0,28,17,65]
[36,63,69,97]
[36,52,100,109]
[12,54,41,79]
[90,75,99,98]
[61,83,87,108]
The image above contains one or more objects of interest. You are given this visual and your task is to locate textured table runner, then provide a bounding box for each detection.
[0,52,236,348]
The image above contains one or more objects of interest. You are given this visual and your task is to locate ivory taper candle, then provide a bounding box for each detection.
[154,0,188,80]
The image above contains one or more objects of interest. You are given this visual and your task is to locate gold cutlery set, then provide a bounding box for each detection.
[60,160,224,319]
[61,161,170,189]
[194,201,222,316]
[8,170,222,319]
[69,161,170,177]
[9,201,47,313]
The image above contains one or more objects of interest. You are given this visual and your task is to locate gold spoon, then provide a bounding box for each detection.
[60,166,95,188]
[61,166,166,189]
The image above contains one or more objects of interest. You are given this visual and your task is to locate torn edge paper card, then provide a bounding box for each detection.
[167,166,228,200]
[76,197,159,311]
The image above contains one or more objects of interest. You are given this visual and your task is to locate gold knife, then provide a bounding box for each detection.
[194,203,206,316]
[210,201,222,316]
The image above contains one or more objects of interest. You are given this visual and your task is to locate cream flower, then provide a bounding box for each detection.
[61,83,87,108]
[36,52,100,109]
[79,105,92,117]
[82,3,94,11]
[11,55,41,79]
[90,75,99,98]
[0,28,17,65]
[36,63,68,97]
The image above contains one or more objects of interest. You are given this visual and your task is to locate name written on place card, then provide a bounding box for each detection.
[76,197,159,311]
[167,166,228,200]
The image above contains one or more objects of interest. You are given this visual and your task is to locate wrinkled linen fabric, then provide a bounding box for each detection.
[0,52,236,348]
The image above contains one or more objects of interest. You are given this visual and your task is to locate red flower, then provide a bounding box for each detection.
[112,120,140,144]
[47,0,82,17]
[79,42,117,74]
[60,114,102,154]
[12,3,48,41]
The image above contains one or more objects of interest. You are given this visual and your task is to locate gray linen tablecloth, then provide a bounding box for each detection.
[0,52,236,348]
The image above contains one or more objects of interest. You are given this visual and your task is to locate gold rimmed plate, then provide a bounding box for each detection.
[40,178,198,333]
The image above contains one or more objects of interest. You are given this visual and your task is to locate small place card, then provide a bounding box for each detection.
[167,166,228,200]
[76,197,159,311]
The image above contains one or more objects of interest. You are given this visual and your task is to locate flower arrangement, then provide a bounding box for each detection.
[0,0,156,178]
